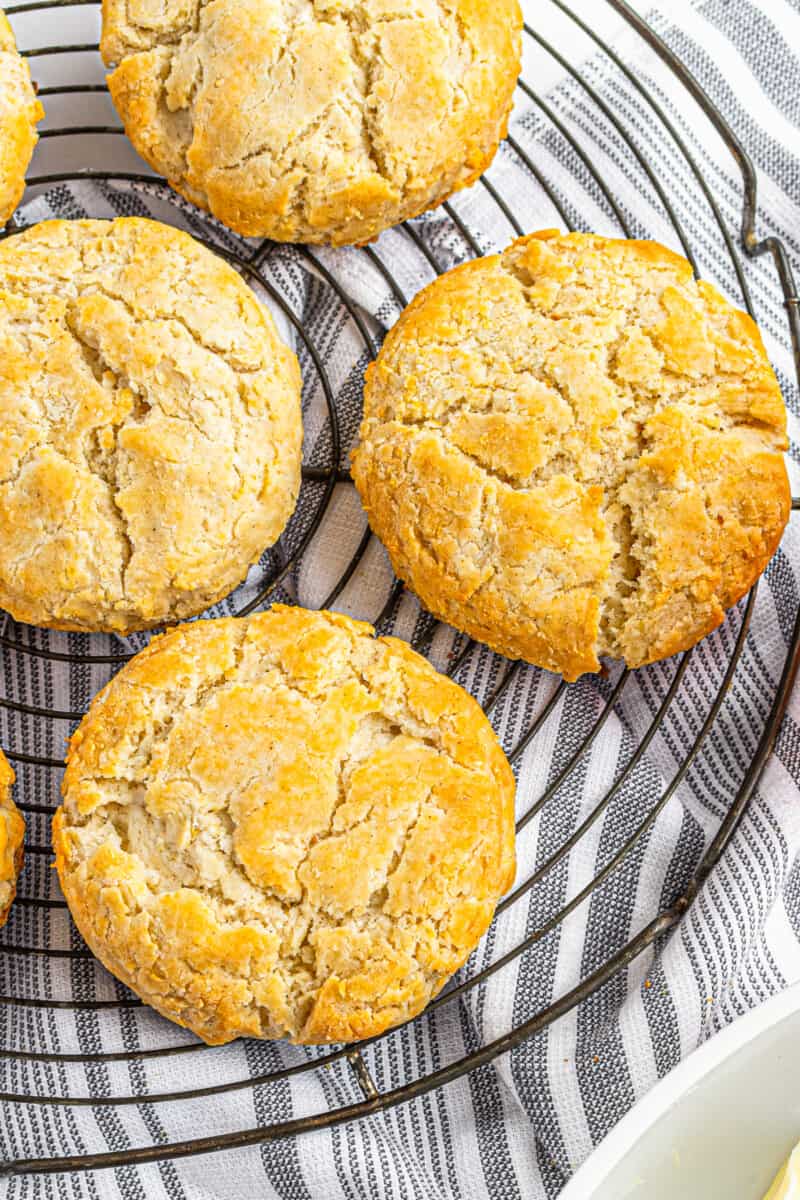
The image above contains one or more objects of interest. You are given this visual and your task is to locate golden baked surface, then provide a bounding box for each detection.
[54,605,516,1045]
[0,749,24,927]
[0,217,302,634]
[352,231,790,681]
[100,0,522,245]
[0,9,43,226]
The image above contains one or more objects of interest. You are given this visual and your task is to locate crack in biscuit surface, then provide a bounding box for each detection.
[0,10,43,227]
[100,0,522,244]
[352,231,791,680]
[0,217,303,633]
[54,605,516,1045]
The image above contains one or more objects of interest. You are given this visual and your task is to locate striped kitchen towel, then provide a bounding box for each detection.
[1,0,799,1196]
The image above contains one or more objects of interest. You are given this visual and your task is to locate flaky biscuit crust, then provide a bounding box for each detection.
[54,605,516,1045]
[0,217,302,634]
[0,9,43,226]
[100,0,522,245]
[352,231,791,681]
[0,750,24,927]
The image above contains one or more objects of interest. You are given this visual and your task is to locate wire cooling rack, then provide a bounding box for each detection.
[0,0,799,1178]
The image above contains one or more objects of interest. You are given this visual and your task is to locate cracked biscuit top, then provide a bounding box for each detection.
[0,750,23,927]
[0,9,43,226]
[100,0,522,245]
[352,231,790,681]
[0,217,302,634]
[54,605,516,1045]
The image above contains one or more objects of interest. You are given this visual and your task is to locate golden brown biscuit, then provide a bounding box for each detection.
[0,9,42,227]
[0,217,302,634]
[352,231,790,681]
[0,749,24,926]
[54,605,515,1045]
[100,0,522,245]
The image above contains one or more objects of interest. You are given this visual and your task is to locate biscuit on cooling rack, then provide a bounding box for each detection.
[100,0,522,245]
[54,605,516,1045]
[0,750,24,927]
[352,230,791,681]
[0,9,43,226]
[0,217,302,634]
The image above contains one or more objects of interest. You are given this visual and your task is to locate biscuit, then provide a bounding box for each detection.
[352,231,790,681]
[54,605,516,1045]
[100,0,522,245]
[0,9,43,227]
[0,750,24,927]
[0,217,302,634]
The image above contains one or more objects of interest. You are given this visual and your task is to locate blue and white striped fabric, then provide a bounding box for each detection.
[1,0,800,1196]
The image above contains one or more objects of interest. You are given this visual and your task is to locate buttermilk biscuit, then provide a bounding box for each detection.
[0,9,43,226]
[100,0,522,245]
[0,750,24,927]
[54,605,516,1045]
[352,231,790,681]
[0,217,302,634]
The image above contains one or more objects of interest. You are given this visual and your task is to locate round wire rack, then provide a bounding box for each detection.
[1,0,799,1178]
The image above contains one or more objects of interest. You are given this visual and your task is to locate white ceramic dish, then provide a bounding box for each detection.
[561,982,800,1199]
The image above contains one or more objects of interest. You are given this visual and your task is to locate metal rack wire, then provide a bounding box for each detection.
[0,0,799,1177]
